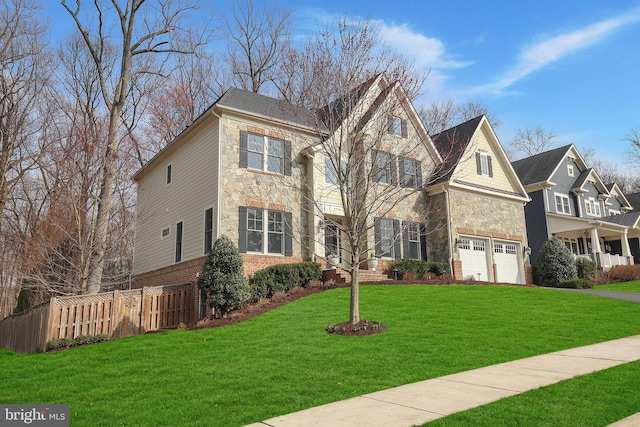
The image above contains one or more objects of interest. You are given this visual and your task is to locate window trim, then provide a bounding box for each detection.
[161,227,170,239]
[175,221,183,263]
[239,206,292,256]
[388,115,408,138]
[554,193,571,215]
[204,207,214,255]
[567,164,574,177]
[475,152,493,177]
[240,131,291,176]
[166,164,172,186]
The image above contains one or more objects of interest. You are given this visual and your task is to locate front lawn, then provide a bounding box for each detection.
[594,280,640,292]
[1,285,640,426]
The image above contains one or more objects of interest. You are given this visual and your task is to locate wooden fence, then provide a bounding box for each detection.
[0,283,194,354]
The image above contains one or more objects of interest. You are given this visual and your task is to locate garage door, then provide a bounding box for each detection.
[494,242,521,284]
[459,238,489,281]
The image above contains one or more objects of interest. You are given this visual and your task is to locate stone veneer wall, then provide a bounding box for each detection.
[424,192,450,263]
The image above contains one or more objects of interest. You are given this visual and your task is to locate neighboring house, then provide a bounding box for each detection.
[511,144,637,268]
[426,115,532,284]
[132,75,442,289]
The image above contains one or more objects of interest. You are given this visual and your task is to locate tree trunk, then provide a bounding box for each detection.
[85,106,120,294]
[349,261,360,324]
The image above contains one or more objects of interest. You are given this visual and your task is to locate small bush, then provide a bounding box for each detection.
[249,262,322,301]
[533,239,577,287]
[557,279,594,289]
[389,259,450,278]
[575,258,597,279]
[607,265,640,282]
[46,334,109,351]
[198,235,250,317]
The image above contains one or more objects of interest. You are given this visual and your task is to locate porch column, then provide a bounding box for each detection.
[590,228,601,253]
[621,229,632,257]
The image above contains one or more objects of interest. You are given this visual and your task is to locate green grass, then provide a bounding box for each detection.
[594,280,640,292]
[425,360,640,426]
[1,285,640,426]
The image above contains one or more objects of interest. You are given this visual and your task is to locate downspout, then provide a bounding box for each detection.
[212,108,222,240]
[442,185,454,275]
[539,184,552,239]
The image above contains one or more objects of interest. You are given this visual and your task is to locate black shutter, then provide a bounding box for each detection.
[284,211,293,256]
[420,223,428,261]
[387,116,394,133]
[476,152,482,175]
[402,221,409,259]
[238,206,247,253]
[371,150,379,182]
[393,219,401,259]
[416,160,423,188]
[374,217,382,257]
[487,156,493,177]
[401,119,408,138]
[284,140,292,176]
[239,131,248,169]
[398,157,406,188]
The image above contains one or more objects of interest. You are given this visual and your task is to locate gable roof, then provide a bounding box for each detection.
[605,183,633,211]
[431,115,484,185]
[626,192,640,211]
[571,168,609,195]
[510,144,573,186]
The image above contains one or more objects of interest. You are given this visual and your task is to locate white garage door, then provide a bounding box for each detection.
[459,238,489,281]
[494,242,521,284]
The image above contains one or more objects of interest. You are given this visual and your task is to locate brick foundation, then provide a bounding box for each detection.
[451,260,463,281]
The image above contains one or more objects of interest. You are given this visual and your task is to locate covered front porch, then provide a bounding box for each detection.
[548,215,634,269]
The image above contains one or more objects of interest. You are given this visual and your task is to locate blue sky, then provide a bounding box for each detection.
[43,1,640,165]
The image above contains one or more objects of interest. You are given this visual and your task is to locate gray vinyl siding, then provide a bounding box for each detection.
[133,117,220,275]
[524,190,549,264]
[549,158,580,215]
[607,196,623,214]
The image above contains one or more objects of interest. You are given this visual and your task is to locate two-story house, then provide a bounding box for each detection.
[132,75,444,288]
[426,116,532,284]
[511,144,637,268]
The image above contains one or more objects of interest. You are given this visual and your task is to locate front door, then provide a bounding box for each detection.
[325,218,343,268]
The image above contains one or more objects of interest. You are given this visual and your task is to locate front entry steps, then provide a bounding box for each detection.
[322,268,392,284]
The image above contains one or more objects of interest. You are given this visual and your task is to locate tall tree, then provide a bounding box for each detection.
[509,126,556,160]
[625,127,640,168]
[61,0,204,294]
[223,0,292,94]
[418,100,500,136]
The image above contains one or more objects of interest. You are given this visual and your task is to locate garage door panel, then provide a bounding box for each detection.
[494,242,521,284]
[460,238,489,281]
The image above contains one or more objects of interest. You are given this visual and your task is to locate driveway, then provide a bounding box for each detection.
[560,289,640,303]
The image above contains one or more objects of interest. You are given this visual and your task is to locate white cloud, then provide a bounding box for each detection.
[471,7,640,96]
[375,21,471,70]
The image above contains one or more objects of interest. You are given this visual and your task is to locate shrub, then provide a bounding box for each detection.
[557,279,594,289]
[607,265,640,282]
[533,239,577,287]
[46,334,109,351]
[575,258,597,279]
[198,235,250,317]
[249,262,322,301]
[389,259,450,278]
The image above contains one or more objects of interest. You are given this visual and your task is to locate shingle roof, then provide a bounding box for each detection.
[571,168,593,192]
[217,87,318,129]
[430,115,484,185]
[510,144,573,186]
[626,192,640,211]
[602,211,640,228]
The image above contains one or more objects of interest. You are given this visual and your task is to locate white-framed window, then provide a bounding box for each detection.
[388,116,407,137]
[161,227,170,239]
[476,152,492,177]
[567,164,574,177]
[494,243,504,253]
[325,158,347,185]
[246,208,285,255]
[609,209,620,215]
[406,222,421,260]
[585,197,601,217]
[459,238,471,250]
[166,164,172,185]
[505,244,517,255]
[374,151,393,184]
[400,157,418,188]
[473,240,485,252]
[559,237,579,255]
[379,218,395,258]
[555,194,571,215]
[247,133,285,174]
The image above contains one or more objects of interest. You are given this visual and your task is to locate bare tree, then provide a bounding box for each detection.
[222,0,292,94]
[273,17,450,325]
[418,100,500,136]
[61,0,205,294]
[625,127,640,168]
[509,126,556,160]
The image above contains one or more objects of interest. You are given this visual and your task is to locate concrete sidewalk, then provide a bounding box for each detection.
[247,335,640,427]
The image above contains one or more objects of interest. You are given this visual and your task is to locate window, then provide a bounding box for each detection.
[400,157,420,188]
[476,152,493,177]
[560,237,579,255]
[586,198,601,217]
[267,211,284,254]
[459,238,471,250]
[388,116,408,137]
[567,164,574,177]
[405,222,421,260]
[238,207,292,256]
[246,208,264,253]
[166,164,172,185]
[175,221,183,263]
[240,131,291,176]
[505,244,517,255]
[555,194,571,215]
[204,208,213,254]
[473,240,485,252]
[494,243,504,253]
[378,218,395,258]
[372,150,396,185]
[325,158,346,185]
[161,227,170,239]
